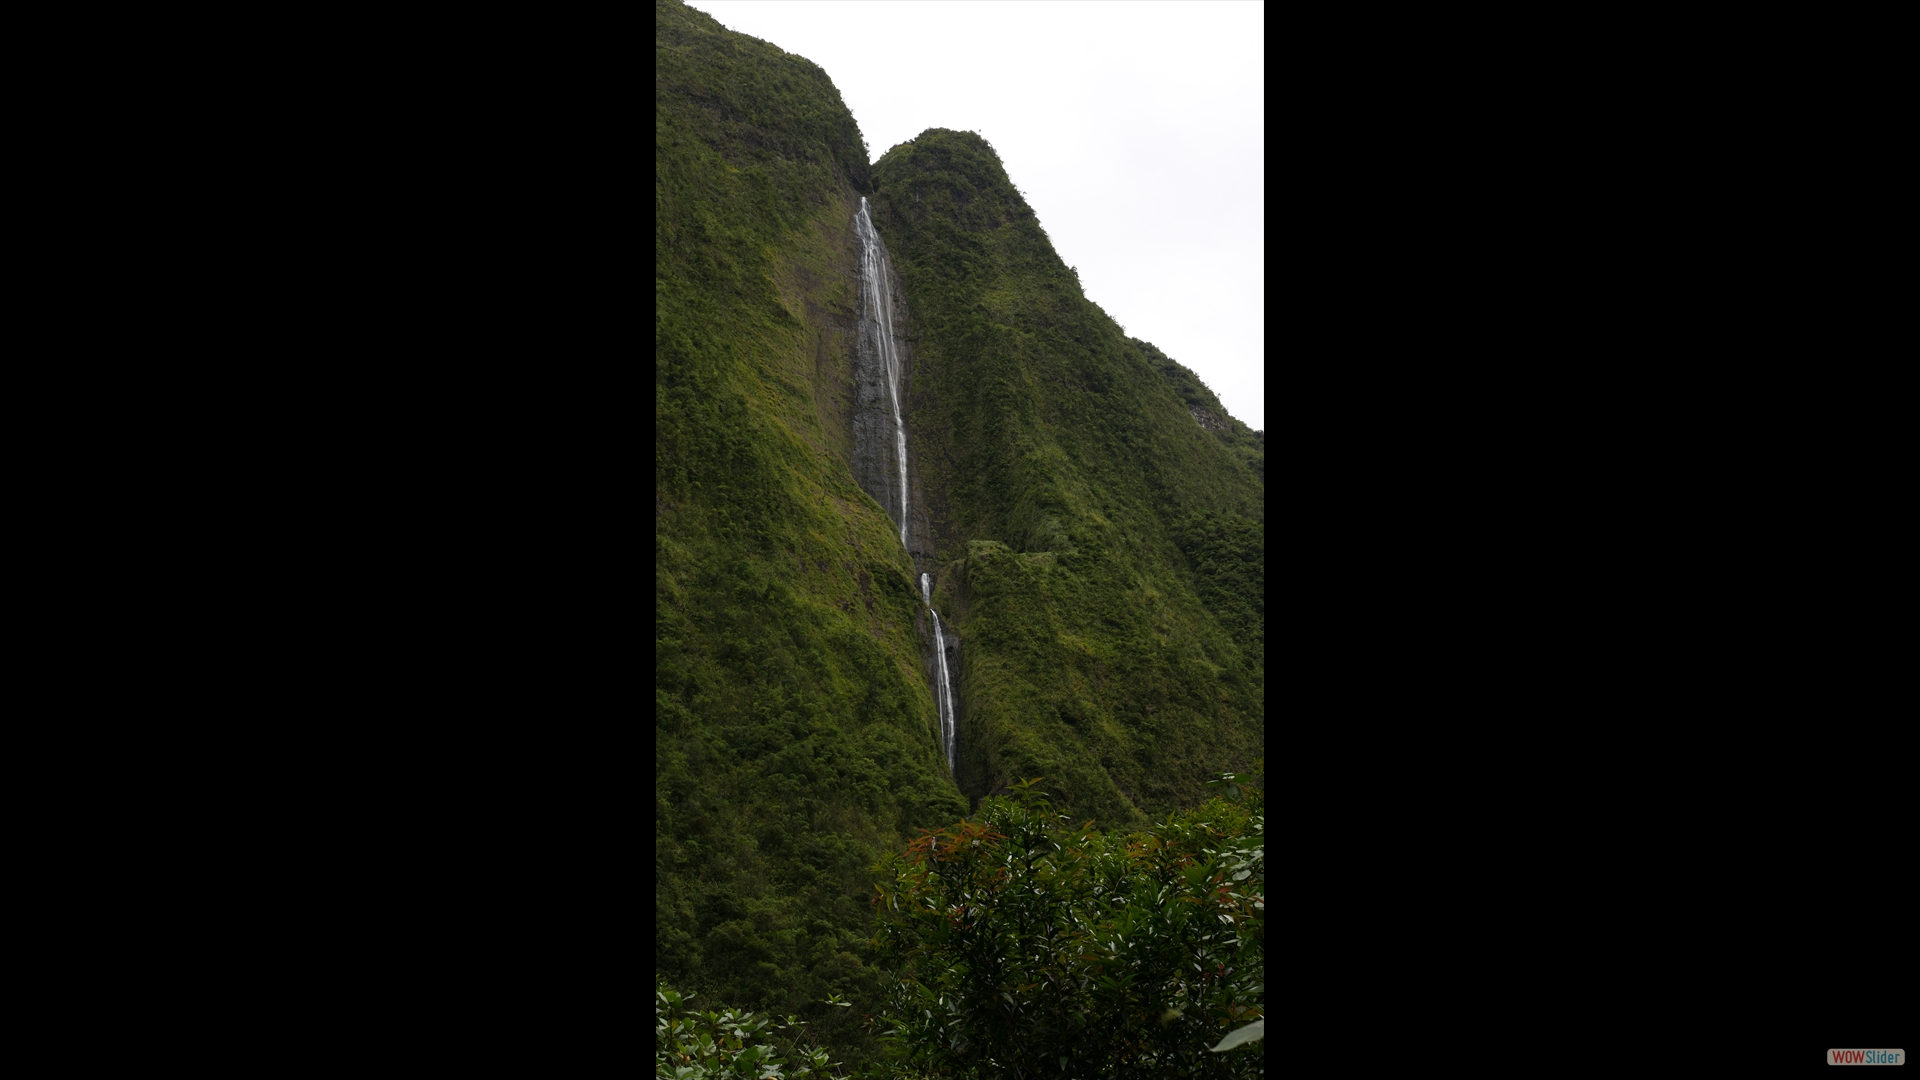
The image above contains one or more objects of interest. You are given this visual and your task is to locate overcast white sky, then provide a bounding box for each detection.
[684,0,1265,432]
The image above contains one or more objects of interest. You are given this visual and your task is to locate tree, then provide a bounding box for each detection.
[869,773,1265,1077]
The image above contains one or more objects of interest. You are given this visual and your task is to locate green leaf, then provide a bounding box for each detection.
[1211,1018,1264,1052]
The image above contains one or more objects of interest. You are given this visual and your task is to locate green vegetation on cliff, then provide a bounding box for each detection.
[873,129,1263,828]
[657,2,1262,1073]
[656,1,959,1064]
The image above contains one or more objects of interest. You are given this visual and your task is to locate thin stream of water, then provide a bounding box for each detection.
[863,215,953,773]
[854,197,909,549]
[932,609,955,773]
[922,573,956,773]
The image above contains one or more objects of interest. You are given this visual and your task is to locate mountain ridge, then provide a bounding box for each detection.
[656,1,1261,1068]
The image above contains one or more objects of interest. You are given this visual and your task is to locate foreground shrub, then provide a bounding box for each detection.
[655,985,842,1079]
[869,773,1265,1077]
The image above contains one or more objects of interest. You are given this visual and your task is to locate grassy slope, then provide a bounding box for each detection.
[654,1,964,1061]
[873,129,1265,832]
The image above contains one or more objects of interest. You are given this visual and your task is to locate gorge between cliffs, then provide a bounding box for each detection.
[853,194,960,779]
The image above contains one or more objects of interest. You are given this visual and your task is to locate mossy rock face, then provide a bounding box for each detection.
[657,4,1260,1072]
[872,129,1263,823]
[657,2,954,1066]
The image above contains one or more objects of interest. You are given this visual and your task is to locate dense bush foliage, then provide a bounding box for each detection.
[870,775,1265,1077]
[656,985,839,1079]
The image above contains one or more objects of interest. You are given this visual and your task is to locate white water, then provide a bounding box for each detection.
[861,210,950,772]
[931,608,955,774]
[854,196,910,550]
[921,572,956,773]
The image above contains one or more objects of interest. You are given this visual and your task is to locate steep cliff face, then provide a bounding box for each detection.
[869,129,1264,826]
[1136,334,1266,485]
[656,1,1261,1065]
[655,1,958,1059]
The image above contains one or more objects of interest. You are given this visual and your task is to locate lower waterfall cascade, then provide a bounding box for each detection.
[931,609,955,775]
[922,573,956,774]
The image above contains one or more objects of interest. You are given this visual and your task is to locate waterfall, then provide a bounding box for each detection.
[931,609,956,774]
[858,203,951,772]
[854,197,911,549]
[922,571,956,773]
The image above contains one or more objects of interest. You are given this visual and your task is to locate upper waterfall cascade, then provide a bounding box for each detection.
[854,196,910,549]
